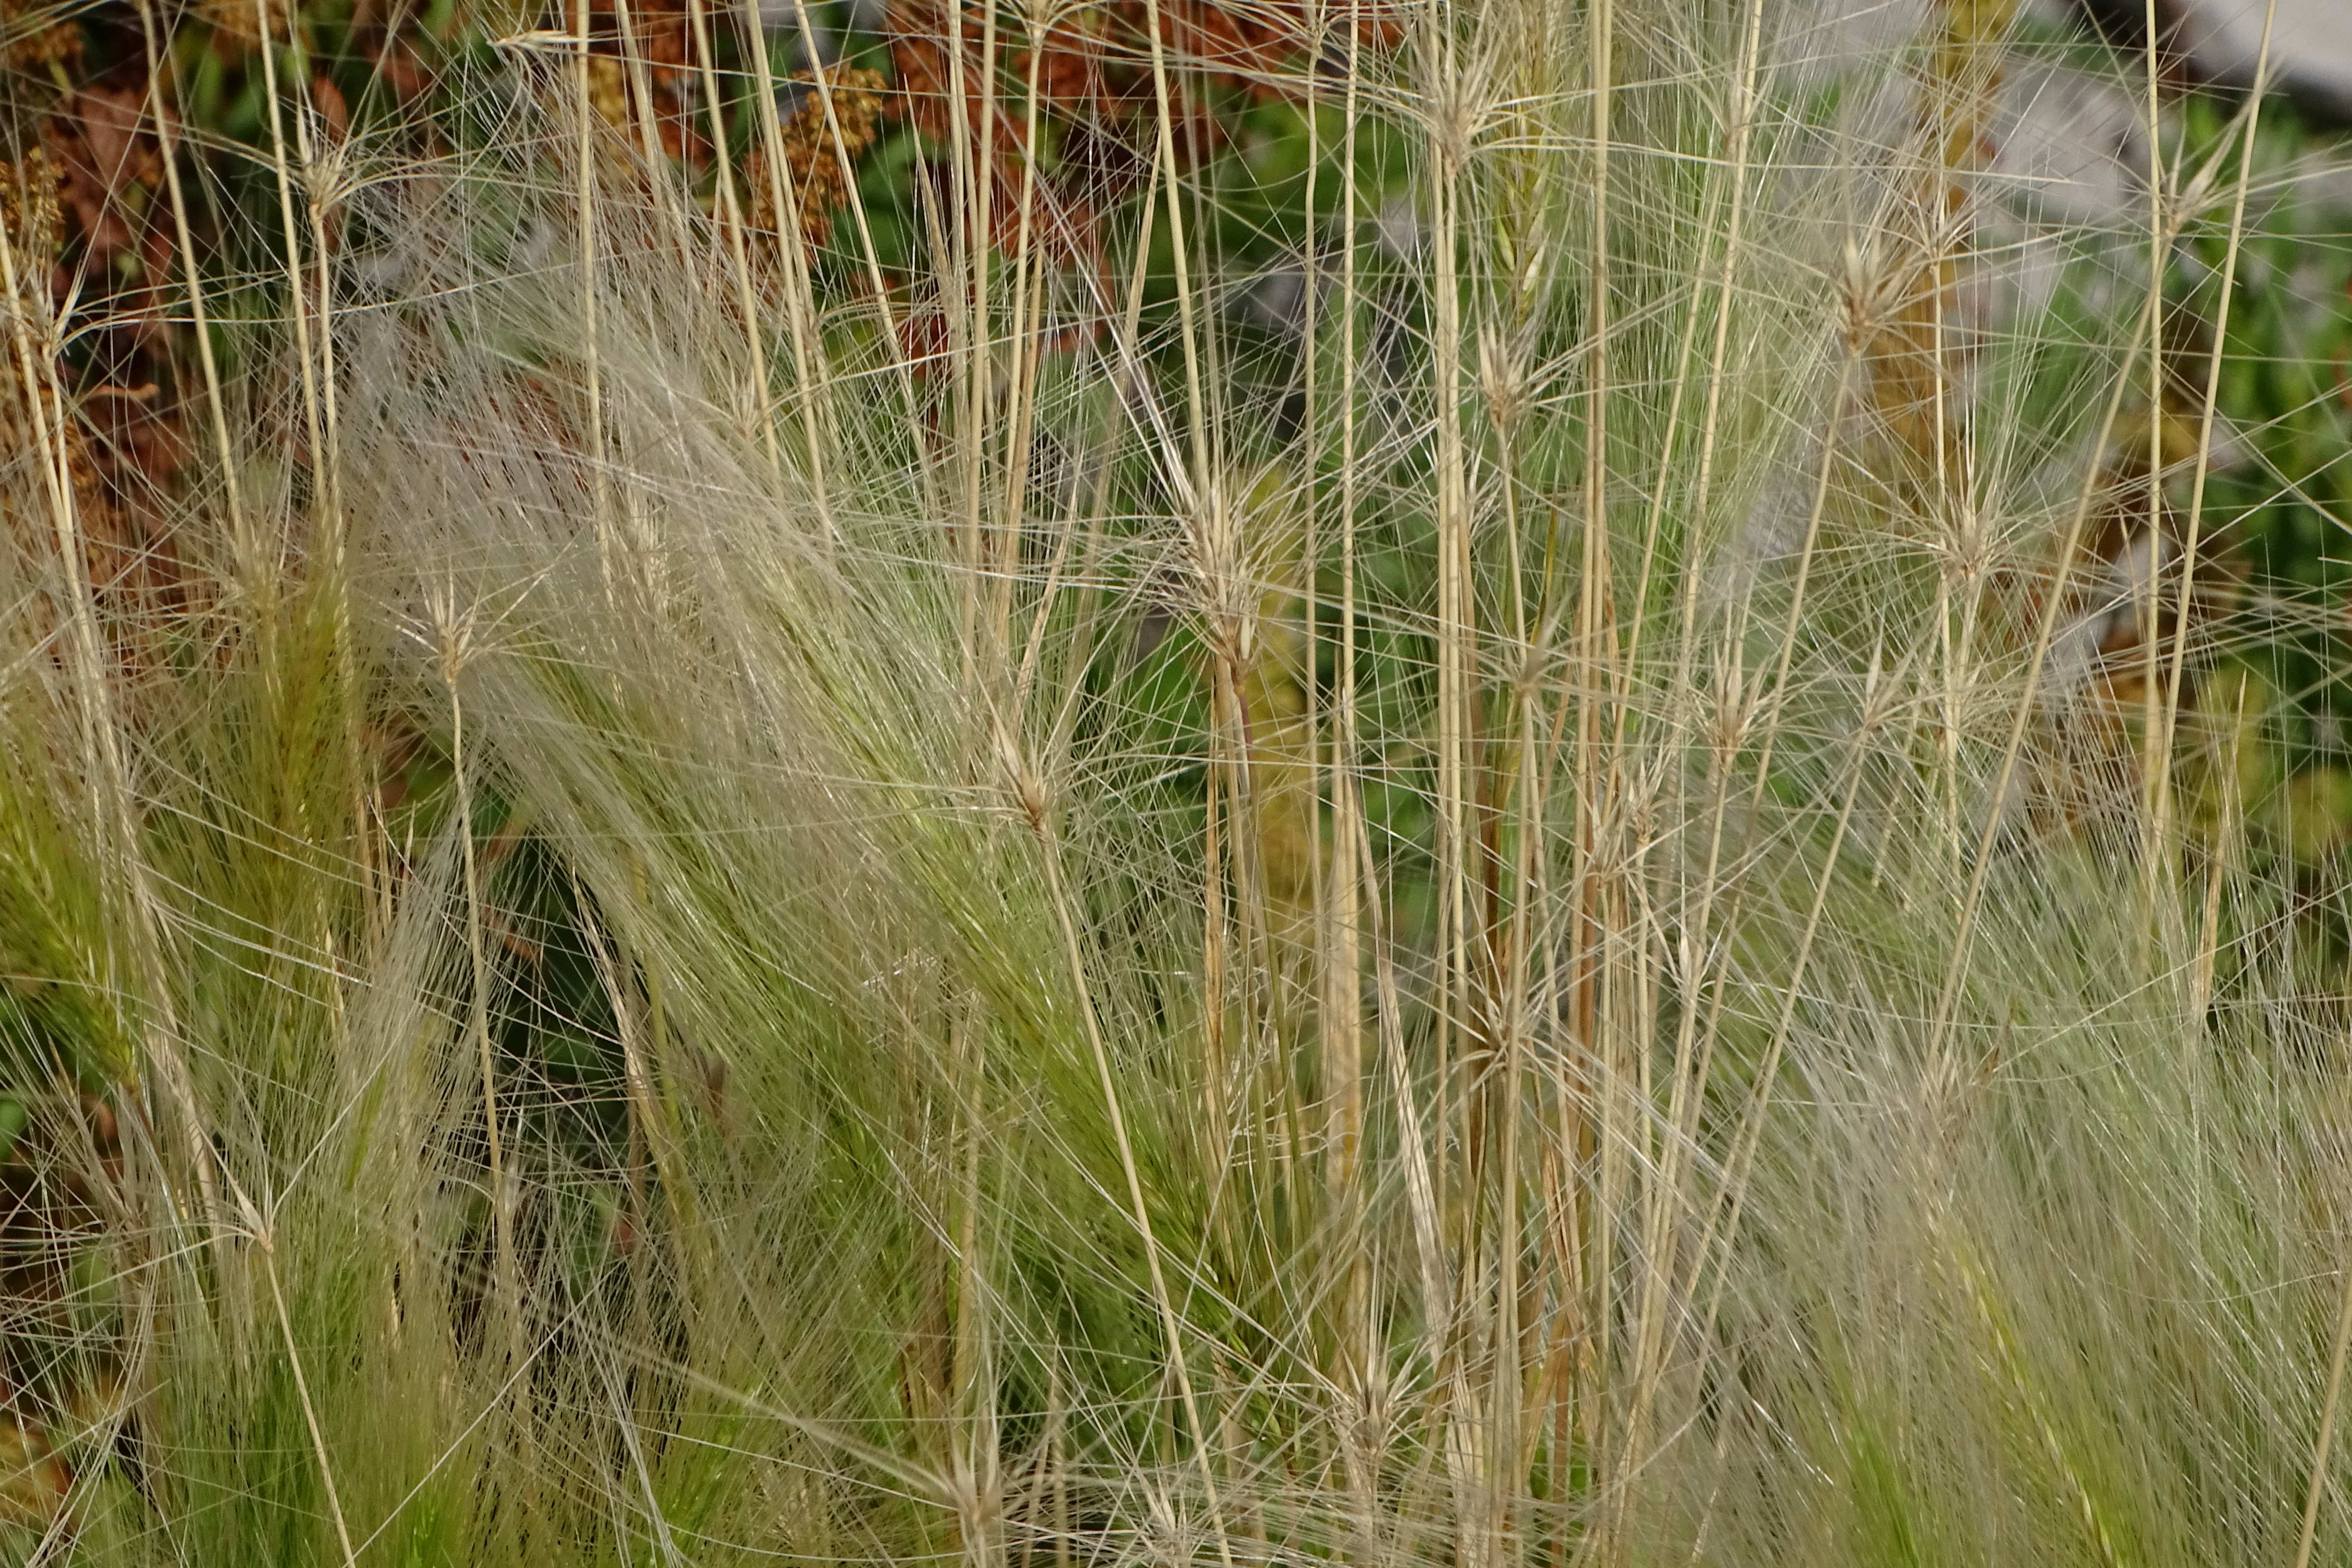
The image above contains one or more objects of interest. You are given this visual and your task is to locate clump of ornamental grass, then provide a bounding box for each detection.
[2,0,2351,1563]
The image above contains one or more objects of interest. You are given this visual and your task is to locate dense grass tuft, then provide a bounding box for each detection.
[3,0,2352,1562]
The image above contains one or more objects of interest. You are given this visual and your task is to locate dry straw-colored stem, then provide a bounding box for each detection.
[1030,794,1235,1568]
[2149,0,2280,856]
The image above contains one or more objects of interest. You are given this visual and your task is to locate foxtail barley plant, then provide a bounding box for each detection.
[1,0,2351,1562]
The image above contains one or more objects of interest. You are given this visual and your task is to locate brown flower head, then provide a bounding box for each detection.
[748,64,887,250]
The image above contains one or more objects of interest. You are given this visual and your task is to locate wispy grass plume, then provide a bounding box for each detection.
[4,0,2352,1562]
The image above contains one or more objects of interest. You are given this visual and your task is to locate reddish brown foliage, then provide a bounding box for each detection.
[881,0,1403,266]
